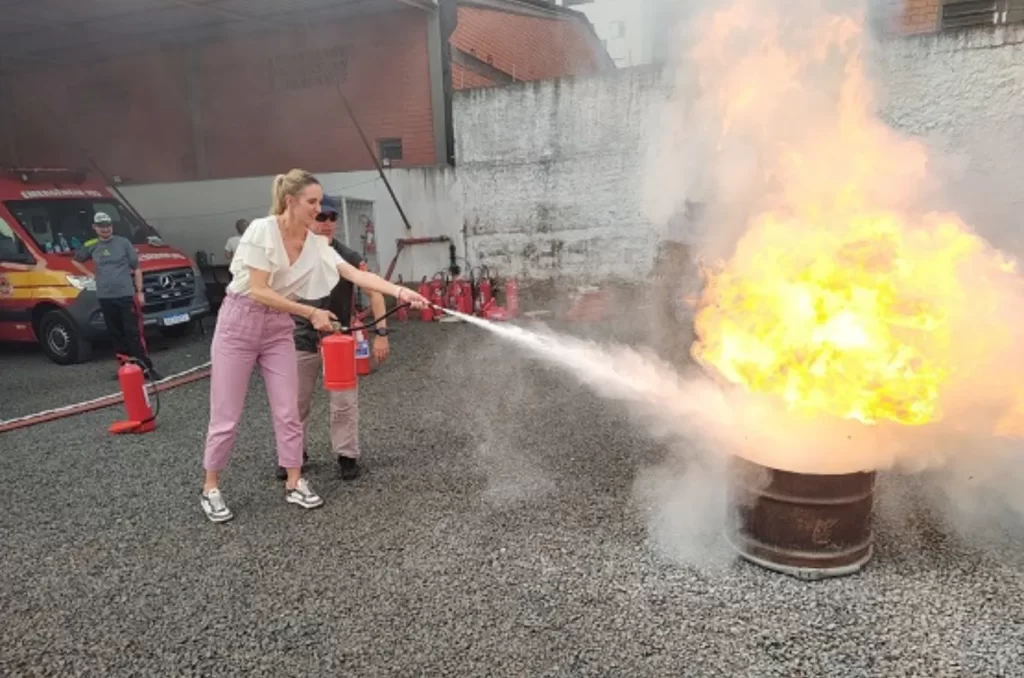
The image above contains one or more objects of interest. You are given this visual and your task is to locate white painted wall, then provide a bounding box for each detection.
[567,0,680,67]
[571,0,653,67]
[120,167,461,283]
[454,66,668,283]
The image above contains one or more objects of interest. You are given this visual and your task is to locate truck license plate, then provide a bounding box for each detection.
[162,312,190,326]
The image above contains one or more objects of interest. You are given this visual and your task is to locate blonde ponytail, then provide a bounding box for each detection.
[269,169,319,216]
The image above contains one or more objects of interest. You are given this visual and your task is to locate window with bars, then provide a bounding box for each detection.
[941,0,1024,29]
[377,138,403,167]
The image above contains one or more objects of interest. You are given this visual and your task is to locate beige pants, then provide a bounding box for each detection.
[296,350,359,460]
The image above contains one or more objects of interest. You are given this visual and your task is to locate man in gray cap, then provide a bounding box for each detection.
[279,195,389,481]
[73,212,161,380]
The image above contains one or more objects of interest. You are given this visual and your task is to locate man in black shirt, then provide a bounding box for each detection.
[280,195,390,481]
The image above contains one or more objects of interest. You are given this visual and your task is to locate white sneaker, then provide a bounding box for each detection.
[201,488,233,523]
[285,477,324,509]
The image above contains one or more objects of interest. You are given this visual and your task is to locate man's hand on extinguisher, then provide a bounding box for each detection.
[136,291,145,306]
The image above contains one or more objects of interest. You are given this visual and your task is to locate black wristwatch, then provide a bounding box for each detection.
[374,327,389,337]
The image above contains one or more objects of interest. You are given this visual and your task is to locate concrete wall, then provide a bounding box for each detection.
[879,26,1024,253]
[120,167,460,283]
[454,67,667,283]
[452,24,1024,284]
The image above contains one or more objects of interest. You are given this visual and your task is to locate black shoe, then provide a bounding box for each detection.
[276,450,309,480]
[338,456,361,481]
[146,367,164,382]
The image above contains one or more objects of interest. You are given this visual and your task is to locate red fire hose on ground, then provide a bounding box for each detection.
[0,362,212,435]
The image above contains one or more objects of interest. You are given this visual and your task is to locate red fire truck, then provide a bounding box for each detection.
[0,167,209,364]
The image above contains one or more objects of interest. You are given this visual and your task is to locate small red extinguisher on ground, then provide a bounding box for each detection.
[445,275,459,310]
[321,333,357,391]
[353,320,372,376]
[476,268,493,317]
[456,278,473,315]
[109,361,156,434]
[417,277,433,322]
[505,277,520,318]
[429,274,446,321]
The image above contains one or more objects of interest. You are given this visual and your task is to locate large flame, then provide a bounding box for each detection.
[693,211,1015,426]
[686,0,1022,428]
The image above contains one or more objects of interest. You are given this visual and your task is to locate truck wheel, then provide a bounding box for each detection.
[159,319,195,339]
[39,309,93,365]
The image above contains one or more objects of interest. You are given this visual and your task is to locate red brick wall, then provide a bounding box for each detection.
[200,10,435,178]
[5,51,194,183]
[900,0,940,34]
[451,6,608,86]
[4,9,436,183]
[878,0,939,34]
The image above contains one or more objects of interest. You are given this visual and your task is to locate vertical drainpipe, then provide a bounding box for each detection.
[426,3,451,169]
[431,0,464,269]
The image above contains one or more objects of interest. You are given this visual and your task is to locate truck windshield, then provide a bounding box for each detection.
[4,198,158,252]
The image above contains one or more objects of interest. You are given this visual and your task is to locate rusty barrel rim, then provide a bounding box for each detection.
[726,455,877,580]
[725,533,874,581]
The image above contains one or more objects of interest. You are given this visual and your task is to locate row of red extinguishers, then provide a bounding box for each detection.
[343,267,520,378]
[393,266,521,322]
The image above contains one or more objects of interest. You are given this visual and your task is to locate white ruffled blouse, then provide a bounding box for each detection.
[226,216,342,300]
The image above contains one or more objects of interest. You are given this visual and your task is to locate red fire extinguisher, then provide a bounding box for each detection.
[429,274,446,321]
[446,275,469,314]
[353,320,372,376]
[418,277,433,322]
[505,277,520,318]
[109,361,156,434]
[321,332,357,391]
[395,275,409,321]
[456,278,473,315]
[475,268,493,317]
[445,275,458,310]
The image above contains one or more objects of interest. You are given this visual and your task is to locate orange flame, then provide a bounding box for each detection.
[686,1,1022,428]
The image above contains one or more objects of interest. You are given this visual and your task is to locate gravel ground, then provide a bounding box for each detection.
[2,318,1024,677]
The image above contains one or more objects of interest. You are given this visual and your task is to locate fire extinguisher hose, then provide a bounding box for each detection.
[0,361,211,435]
[328,301,411,335]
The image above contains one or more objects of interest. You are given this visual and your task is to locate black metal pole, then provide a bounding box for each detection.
[330,81,414,231]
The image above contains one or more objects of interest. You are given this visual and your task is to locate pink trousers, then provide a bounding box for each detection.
[202,293,304,471]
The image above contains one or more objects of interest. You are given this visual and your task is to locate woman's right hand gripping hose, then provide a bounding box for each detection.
[396,286,430,309]
[309,308,337,332]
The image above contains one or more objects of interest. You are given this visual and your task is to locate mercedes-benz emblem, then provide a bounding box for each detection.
[160,275,173,288]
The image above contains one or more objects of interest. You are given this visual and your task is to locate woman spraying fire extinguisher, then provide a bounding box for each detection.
[198,169,430,524]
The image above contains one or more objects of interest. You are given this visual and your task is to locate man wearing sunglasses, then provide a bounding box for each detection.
[280,195,390,481]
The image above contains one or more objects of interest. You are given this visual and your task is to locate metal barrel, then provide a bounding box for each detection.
[725,455,876,580]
